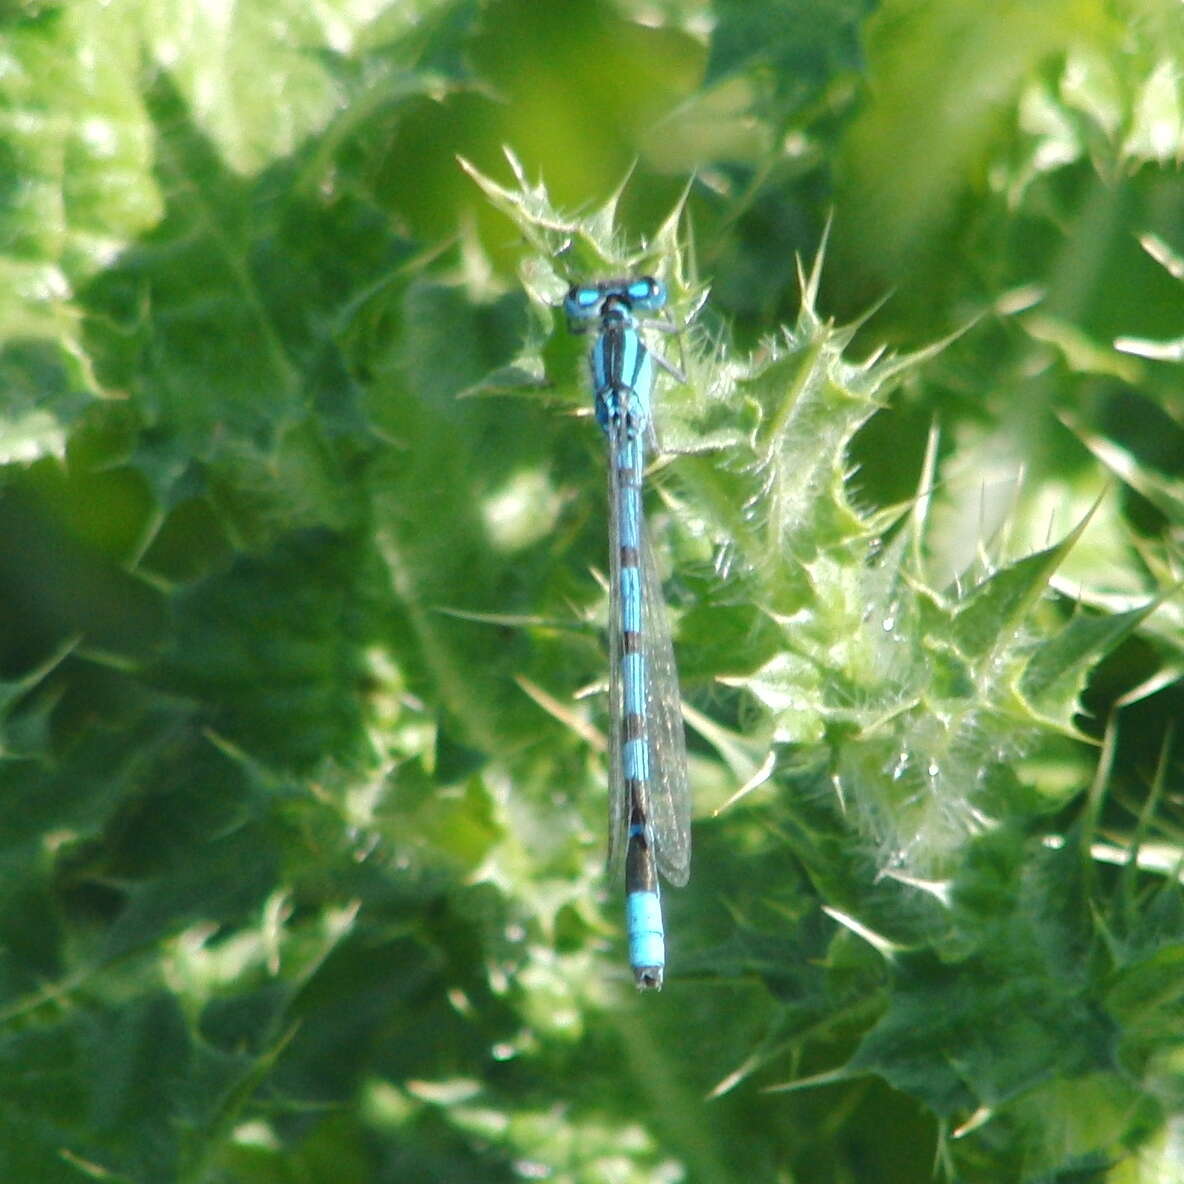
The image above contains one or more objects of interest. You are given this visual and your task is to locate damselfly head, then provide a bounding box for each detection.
[563,276,668,328]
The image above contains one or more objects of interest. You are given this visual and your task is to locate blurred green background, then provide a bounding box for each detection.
[2,0,1184,1180]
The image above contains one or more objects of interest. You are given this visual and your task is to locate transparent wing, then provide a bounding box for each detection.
[602,412,692,887]
[604,415,632,882]
[638,506,692,886]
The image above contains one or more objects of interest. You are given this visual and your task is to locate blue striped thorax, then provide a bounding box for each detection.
[566,278,666,439]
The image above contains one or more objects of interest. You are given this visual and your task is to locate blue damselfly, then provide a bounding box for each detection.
[565,276,692,990]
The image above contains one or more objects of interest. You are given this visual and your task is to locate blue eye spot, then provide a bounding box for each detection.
[565,285,604,320]
[627,277,667,311]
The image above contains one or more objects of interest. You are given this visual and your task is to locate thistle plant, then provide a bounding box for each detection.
[2,6,1182,1184]
[465,151,1179,1180]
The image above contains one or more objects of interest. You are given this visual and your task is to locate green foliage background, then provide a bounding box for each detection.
[2,0,1184,1180]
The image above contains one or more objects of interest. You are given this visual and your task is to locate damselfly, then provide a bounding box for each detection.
[565,276,692,990]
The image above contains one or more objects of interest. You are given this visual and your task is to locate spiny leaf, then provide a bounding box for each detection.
[951,499,1099,660]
